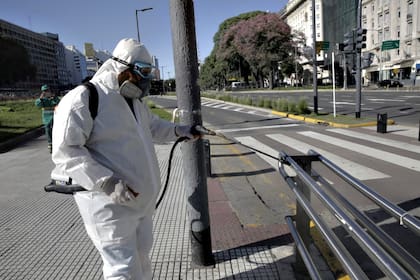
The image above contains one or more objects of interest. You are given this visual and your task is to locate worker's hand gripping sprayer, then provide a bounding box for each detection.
[44,125,216,209]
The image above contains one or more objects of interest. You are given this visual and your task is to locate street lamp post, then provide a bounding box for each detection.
[161,65,166,95]
[135,8,153,42]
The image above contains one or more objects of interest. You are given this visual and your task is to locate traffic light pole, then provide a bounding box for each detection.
[311,0,318,114]
[355,0,362,118]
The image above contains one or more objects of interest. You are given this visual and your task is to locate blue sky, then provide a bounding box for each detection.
[1,0,288,79]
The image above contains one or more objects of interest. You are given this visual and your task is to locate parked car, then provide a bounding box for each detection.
[377,79,403,88]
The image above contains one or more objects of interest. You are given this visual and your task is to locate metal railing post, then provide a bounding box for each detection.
[294,158,312,275]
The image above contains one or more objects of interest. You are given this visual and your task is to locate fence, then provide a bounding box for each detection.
[278,149,420,280]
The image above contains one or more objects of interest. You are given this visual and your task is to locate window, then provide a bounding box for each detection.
[407,22,413,36]
[378,12,383,28]
[384,11,390,25]
[384,27,390,41]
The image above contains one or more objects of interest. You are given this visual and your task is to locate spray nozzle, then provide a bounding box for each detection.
[191,125,216,136]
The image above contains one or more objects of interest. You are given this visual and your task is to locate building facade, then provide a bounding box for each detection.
[0,19,69,90]
[281,0,328,85]
[65,45,88,86]
[282,0,420,87]
[362,0,420,86]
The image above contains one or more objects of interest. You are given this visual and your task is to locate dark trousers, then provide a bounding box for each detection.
[45,119,53,145]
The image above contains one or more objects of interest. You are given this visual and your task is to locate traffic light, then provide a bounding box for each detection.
[343,31,354,52]
[355,28,367,50]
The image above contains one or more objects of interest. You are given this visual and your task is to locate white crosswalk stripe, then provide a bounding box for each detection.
[363,125,419,139]
[328,128,420,154]
[299,131,420,172]
[201,100,272,117]
[266,133,389,180]
[216,124,299,133]
[228,126,420,181]
[233,134,389,180]
[235,136,279,169]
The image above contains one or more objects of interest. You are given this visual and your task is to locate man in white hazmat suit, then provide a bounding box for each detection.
[51,38,197,279]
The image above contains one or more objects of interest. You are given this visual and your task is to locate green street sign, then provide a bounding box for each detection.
[381,40,400,51]
[316,41,330,50]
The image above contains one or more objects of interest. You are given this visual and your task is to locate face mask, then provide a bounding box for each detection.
[120,80,143,99]
[137,79,151,99]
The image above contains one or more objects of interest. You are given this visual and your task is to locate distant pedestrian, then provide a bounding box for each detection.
[35,85,60,153]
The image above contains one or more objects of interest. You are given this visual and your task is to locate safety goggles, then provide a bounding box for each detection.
[132,61,155,80]
[112,57,155,80]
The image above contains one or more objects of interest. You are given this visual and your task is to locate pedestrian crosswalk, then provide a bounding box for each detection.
[363,125,419,139]
[223,125,420,182]
[201,100,272,117]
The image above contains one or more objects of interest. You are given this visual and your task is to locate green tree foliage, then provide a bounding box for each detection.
[200,12,300,90]
[225,13,293,87]
[199,50,229,90]
[0,37,36,86]
[199,12,263,90]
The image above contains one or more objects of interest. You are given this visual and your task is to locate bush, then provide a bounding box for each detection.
[288,102,297,114]
[277,98,289,112]
[297,98,311,114]
[263,98,272,109]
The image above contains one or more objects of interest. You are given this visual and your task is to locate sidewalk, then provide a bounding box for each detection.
[0,134,304,279]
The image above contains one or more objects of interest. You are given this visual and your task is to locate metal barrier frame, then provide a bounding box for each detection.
[278,150,420,280]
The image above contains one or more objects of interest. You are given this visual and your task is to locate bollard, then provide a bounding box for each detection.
[377,113,387,133]
[203,139,212,177]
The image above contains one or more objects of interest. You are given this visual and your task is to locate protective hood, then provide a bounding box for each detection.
[112,38,152,65]
[91,38,153,92]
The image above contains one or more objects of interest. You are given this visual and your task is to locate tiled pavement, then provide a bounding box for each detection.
[0,135,299,279]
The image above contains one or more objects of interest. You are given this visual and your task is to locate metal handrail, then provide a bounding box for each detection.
[312,169,420,278]
[308,149,420,236]
[285,216,322,280]
[279,151,415,280]
[280,162,369,280]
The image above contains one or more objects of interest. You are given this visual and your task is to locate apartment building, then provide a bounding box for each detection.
[281,0,334,85]
[282,0,420,87]
[65,45,88,86]
[0,19,69,89]
[362,0,420,86]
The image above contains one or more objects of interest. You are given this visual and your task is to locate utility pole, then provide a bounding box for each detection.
[355,0,362,118]
[311,0,318,114]
[169,0,214,267]
[161,65,165,95]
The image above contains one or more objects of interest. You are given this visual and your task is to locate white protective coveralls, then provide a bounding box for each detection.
[52,38,178,279]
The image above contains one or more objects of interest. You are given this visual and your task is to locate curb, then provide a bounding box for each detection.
[199,96,391,128]
[271,111,395,128]
[0,126,44,153]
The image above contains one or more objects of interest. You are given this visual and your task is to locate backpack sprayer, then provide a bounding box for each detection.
[44,124,280,209]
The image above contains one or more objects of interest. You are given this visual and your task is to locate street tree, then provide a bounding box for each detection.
[199,50,228,90]
[226,13,293,89]
[207,12,262,88]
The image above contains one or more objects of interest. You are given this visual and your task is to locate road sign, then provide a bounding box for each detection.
[381,40,400,51]
[316,41,330,54]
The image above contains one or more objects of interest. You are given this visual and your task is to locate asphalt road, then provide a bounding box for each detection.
[151,95,420,277]
[227,88,420,125]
